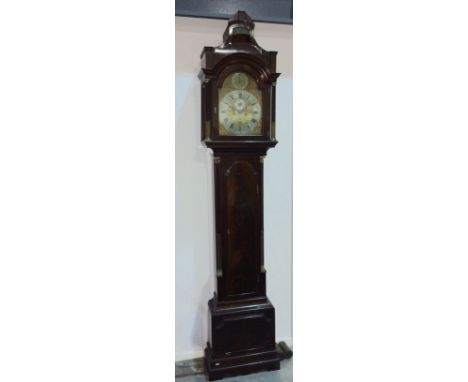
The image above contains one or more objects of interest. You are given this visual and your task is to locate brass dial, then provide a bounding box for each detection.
[218,72,262,136]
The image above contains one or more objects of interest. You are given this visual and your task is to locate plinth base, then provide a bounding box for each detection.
[205,296,280,380]
[204,343,280,381]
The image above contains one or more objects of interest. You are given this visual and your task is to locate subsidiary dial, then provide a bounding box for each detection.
[231,72,249,89]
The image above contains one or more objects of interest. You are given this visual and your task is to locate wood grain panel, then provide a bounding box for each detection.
[225,160,259,296]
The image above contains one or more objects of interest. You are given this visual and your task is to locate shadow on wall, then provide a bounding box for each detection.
[176,73,217,356]
[192,279,213,352]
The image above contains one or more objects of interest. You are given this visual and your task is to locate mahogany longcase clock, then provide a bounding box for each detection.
[199,11,281,380]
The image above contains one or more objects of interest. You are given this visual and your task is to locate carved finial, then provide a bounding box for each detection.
[228,11,254,30]
[222,10,256,44]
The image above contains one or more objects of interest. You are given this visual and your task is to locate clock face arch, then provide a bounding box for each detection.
[218,71,263,136]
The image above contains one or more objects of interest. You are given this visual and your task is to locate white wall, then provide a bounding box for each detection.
[175,16,293,361]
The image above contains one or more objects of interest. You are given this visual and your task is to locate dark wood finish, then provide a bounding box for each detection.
[199,11,281,380]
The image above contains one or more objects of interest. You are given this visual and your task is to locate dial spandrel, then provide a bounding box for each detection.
[218,72,262,136]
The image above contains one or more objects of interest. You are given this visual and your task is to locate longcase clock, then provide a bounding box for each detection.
[199,11,281,381]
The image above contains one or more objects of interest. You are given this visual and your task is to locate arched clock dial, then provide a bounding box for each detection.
[218,72,262,136]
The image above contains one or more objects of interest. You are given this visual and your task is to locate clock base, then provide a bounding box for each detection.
[204,343,280,381]
[205,296,280,380]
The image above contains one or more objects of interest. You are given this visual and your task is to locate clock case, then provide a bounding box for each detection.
[199,11,281,381]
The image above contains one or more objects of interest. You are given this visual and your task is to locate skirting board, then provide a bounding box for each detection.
[175,337,293,362]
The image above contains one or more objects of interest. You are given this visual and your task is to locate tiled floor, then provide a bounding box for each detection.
[176,358,292,382]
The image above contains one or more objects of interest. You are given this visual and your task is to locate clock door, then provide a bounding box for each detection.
[216,156,263,299]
